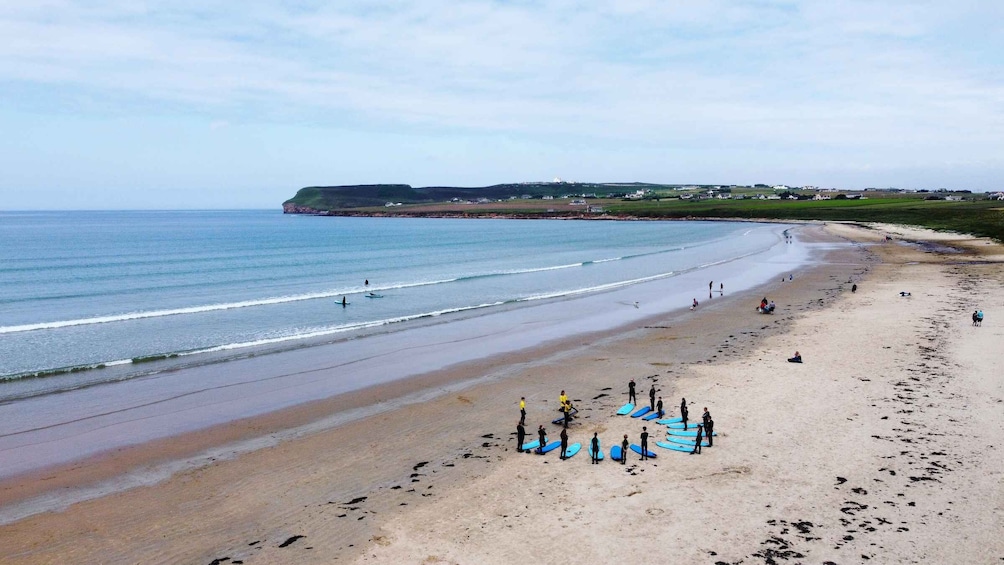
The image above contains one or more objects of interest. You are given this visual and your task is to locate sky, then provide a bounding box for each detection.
[1,1,1002,209]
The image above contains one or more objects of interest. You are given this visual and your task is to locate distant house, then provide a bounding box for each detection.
[813,194,831,201]
[588,205,604,213]
[542,195,554,200]
[569,199,587,205]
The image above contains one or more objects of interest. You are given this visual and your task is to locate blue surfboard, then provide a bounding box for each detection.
[521,440,540,451]
[616,403,635,415]
[538,440,562,454]
[656,440,694,453]
[629,444,657,458]
[587,443,604,461]
[666,422,695,429]
[563,443,581,459]
[668,429,717,438]
[643,412,661,421]
[551,408,578,425]
[610,445,627,462]
[656,416,684,424]
[663,435,711,447]
[630,406,651,418]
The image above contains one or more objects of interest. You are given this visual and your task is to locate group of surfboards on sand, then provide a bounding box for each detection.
[515,381,716,463]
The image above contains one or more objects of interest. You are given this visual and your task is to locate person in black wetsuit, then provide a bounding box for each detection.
[640,426,649,461]
[705,417,714,447]
[621,435,629,464]
[560,427,569,459]
[516,421,526,453]
[691,424,704,454]
[681,398,689,430]
[628,379,636,404]
[656,397,664,419]
[537,425,546,454]
[649,385,656,410]
[702,407,711,428]
[591,433,600,464]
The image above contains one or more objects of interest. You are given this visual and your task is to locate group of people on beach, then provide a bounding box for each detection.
[516,383,715,462]
[972,309,985,326]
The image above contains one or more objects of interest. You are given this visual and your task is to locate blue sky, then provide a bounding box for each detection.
[2,1,1002,209]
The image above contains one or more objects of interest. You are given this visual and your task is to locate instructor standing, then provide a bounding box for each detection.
[516,421,526,453]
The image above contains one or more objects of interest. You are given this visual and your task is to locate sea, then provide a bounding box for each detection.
[0,210,789,402]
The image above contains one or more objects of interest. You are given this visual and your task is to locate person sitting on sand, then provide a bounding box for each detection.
[768,300,776,313]
[691,298,699,310]
[788,351,802,363]
[899,291,911,297]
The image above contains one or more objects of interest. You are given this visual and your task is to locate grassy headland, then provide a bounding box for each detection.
[283,184,1004,242]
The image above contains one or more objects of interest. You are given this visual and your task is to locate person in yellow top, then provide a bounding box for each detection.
[519,396,526,426]
[559,390,567,407]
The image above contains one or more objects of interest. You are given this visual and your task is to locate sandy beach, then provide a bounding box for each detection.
[2,222,1002,564]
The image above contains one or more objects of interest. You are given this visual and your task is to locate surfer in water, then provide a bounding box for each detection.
[341,296,347,307]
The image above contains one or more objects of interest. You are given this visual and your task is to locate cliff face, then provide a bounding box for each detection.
[282,202,324,215]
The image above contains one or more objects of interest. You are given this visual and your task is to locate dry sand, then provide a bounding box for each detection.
[2,223,1002,564]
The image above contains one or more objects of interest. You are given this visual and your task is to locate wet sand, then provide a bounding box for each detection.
[2,223,1002,564]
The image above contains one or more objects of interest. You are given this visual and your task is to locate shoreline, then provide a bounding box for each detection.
[0,221,805,485]
[3,221,1001,564]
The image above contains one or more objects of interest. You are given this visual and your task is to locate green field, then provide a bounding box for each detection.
[604,197,1004,242]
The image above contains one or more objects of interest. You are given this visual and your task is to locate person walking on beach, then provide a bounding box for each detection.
[705,416,714,447]
[519,396,526,426]
[621,435,629,464]
[681,399,689,430]
[640,426,649,461]
[720,282,724,294]
[591,433,600,464]
[649,385,656,410]
[560,428,569,459]
[537,425,547,454]
[657,397,664,419]
[517,421,526,453]
[691,424,704,455]
[628,379,637,404]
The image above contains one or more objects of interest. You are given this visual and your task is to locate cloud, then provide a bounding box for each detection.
[1,0,1002,192]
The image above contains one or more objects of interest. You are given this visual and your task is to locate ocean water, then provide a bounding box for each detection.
[0,210,782,397]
